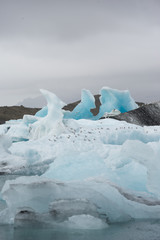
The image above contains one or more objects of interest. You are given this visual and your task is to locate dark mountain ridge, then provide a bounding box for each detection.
[0,106,40,125]
[108,102,160,126]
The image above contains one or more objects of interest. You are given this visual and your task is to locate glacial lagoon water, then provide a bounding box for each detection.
[1,220,160,240]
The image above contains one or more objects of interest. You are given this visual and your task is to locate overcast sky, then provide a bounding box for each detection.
[0,0,160,106]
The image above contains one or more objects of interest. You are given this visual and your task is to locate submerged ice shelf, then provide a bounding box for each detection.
[0,87,160,228]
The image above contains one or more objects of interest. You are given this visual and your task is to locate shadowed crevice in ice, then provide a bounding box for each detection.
[48,199,104,222]
[109,183,160,206]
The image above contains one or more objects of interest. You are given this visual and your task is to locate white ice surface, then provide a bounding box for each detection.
[30,89,66,139]
[0,135,26,174]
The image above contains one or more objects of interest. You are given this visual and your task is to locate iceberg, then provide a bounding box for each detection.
[6,121,30,142]
[30,89,66,139]
[64,87,137,120]
[97,87,138,119]
[35,106,48,118]
[64,89,96,120]
[0,87,160,228]
[2,175,160,226]
[64,214,108,230]
[0,135,26,175]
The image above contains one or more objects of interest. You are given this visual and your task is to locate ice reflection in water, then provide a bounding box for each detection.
[1,220,160,240]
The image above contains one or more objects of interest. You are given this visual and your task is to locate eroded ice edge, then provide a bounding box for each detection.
[0,87,160,230]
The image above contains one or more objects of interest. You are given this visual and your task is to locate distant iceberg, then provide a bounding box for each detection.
[64,87,138,120]
[64,89,96,119]
[96,87,138,119]
[35,86,138,121]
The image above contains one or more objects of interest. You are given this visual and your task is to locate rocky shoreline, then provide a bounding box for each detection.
[0,106,40,124]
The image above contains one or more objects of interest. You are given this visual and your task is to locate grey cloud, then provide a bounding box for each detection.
[0,0,160,106]
[0,0,160,41]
